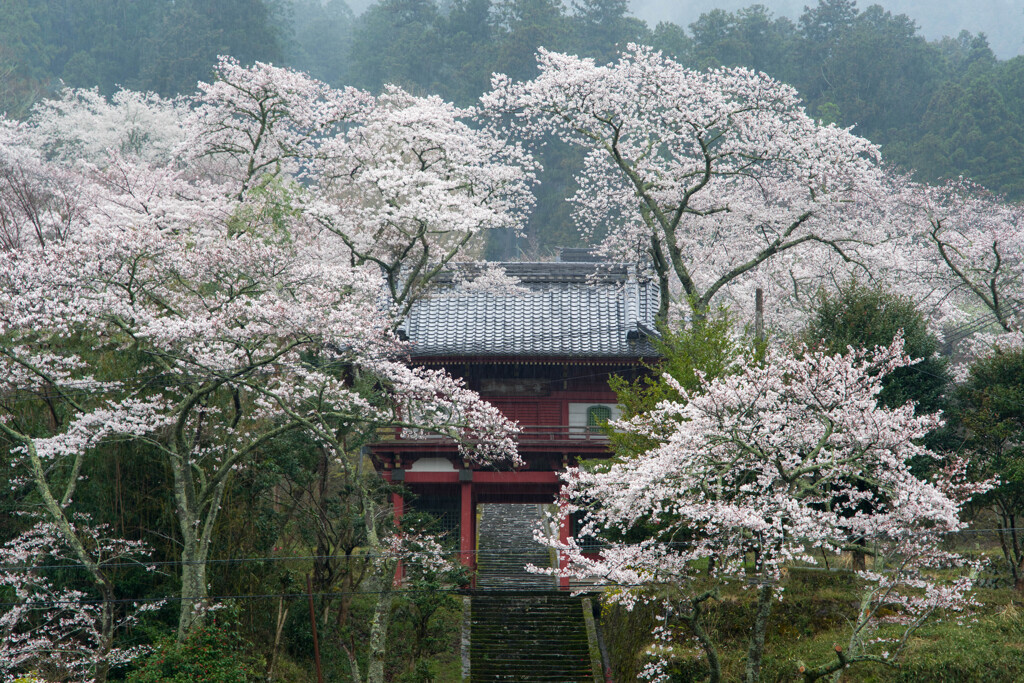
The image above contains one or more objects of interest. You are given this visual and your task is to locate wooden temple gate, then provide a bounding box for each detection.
[371,255,659,588]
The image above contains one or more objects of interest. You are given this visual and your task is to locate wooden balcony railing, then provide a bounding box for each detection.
[515,425,612,443]
[380,424,612,445]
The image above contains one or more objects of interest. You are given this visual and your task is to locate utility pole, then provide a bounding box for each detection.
[306,574,324,683]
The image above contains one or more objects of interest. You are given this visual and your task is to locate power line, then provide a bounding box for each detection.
[943,299,1024,340]
[0,586,514,610]
[0,549,524,573]
[2,527,1015,573]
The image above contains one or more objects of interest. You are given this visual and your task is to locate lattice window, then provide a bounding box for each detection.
[586,404,612,433]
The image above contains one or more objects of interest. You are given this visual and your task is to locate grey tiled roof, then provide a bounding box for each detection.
[403,261,660,359]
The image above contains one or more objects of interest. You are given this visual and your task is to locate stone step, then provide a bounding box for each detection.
[469,505,593,682]
[475,503,555,591]
[470,593,592,682]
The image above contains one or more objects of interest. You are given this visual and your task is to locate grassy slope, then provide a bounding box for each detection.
[603,568,1024,682]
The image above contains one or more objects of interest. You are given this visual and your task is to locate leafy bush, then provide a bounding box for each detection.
[126,612,264,683]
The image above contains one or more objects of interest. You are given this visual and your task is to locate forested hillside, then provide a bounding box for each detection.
[2,0,1021,255]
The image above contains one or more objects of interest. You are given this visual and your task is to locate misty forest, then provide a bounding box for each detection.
[4,0,1024,257]
[2,0,1024,682]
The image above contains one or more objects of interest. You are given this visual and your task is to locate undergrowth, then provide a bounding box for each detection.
[601,568,1024,682]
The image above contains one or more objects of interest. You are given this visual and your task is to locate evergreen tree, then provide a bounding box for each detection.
[800,282,948,415]
[568,0,648,64]
[493,0,568,82]
[142,0,284,96]
[441,0,498,105]
[911,72,1024,199]
[950,348,1024,589]
[648,20,693,64]
[349,0,443,93]
[285,0,356,86]
[689,5,796,79]
[0,0,52,117]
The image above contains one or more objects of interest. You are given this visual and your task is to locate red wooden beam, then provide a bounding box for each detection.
[394,470,563,485]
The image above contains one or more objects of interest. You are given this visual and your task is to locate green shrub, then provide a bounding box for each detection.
[599,598,660,682]
[127,613,265,683]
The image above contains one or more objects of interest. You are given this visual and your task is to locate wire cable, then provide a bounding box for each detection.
[2,527,1015,573]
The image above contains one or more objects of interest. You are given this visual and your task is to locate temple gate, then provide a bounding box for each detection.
[372,253,659,588]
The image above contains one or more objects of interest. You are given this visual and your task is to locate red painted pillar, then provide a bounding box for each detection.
[391,491,404,525]
[472,499,478,574]
[391,491,404,586]
[559,506,571,590]
[460,480,474,572]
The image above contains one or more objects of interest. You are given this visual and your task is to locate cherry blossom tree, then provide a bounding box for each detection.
[482,45,887,324]
[897,178,1024,351]
[24,87,187,165]
[310,84,537,319]
[0,121,87,250]
[544,338,980,682]
[1,58,528,668]
[0,520,157,682]
[1,156,515,643]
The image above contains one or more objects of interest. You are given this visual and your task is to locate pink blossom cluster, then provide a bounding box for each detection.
[0,520,159,682]
[541,339,984,679]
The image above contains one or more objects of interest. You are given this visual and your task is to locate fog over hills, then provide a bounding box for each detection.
[630,1,1023,59]
[344,0,1023,59]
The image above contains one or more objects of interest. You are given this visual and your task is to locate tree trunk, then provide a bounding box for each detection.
[266,597,289,682]
[342,643,363,683]
[1010,514,1024,593]
[92,602,114,683]
[338,566,354,627]
[360,477,396,683]
[996,512,1023,591]
[171,455,228,640]
[176,529,211,639]
[681,594,721,683]
[365,581,395,683]
[313,447,333,595]
[852,537,867,571]
[745,584,774,683]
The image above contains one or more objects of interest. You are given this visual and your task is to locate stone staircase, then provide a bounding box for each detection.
[475,503,554,590]
[468,504,595,683]
[470,593,594,682]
